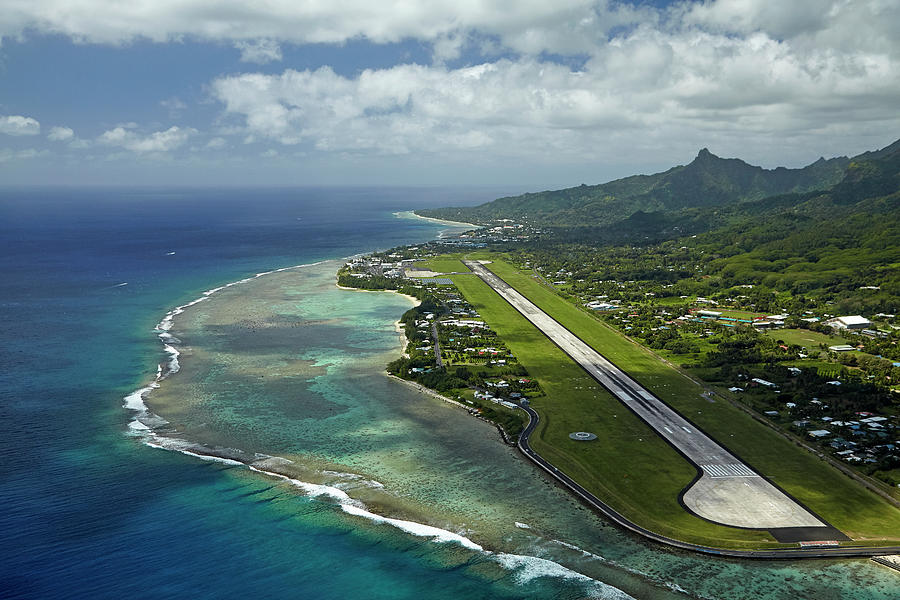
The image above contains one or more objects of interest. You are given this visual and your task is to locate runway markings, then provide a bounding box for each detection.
[701,463,758,478]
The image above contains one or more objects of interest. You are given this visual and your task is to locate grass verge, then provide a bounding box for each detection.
[471,254,900,544]
[450,272,785,548]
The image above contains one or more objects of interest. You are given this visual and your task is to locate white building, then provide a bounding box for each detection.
[824,315,872,330]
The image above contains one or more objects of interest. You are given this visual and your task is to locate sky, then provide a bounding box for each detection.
[1,0,898,187]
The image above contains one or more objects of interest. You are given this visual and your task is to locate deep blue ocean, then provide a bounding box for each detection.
[0,187,536,599]
[2,187,899,600]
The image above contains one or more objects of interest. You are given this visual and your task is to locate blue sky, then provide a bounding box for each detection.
[1,0,898,187]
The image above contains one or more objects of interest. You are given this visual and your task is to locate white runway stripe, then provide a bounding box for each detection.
[701,463,758,478]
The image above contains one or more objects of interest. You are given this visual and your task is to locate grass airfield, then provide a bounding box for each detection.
[421,253,900,549]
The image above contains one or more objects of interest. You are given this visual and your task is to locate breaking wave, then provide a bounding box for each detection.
[122,259,634,599]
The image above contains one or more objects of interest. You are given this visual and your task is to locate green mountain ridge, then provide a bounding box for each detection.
[495,139,900,311]
[418,145,861,227]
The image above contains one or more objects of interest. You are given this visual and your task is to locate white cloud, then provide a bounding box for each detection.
[235,39,282,64]
[2,2,895,63]
[0,0,627,54]
[4,1,898,173]
[98,125,195,153]
[432,31,467,64]
[160,97,187,117]
[210,21,900,165]
[206,136,227,149]
[0,115,40,136]
[47,126,74,141]
[0,148,48,162]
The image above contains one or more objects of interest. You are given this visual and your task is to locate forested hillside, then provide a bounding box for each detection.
[483,138,900,307]
[419,147,851,227]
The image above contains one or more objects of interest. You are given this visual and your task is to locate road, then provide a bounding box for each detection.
[515,402,900,559]
[463,260,829,532]
[431,322,443,367]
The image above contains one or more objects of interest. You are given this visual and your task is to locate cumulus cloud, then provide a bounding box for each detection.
[235,39,282,64]
[206,137,227,149]
[210,22,900,164]
[7,1,892,62]
[0,115,40,136]
[47,126,74,141]
[5,1,898,170]
[98,125,195,153]
[431,31,467,64]
[0,0,632,55]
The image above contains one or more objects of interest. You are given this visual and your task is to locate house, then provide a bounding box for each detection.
[809,430,831,438]
[828,345,856,352]
[824,315,872,330]
[861,329,888,338]
[751,378,777,387]
[860,416,888,423]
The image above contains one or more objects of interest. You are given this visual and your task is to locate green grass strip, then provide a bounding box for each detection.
[450,271,785,548]
[477,255,900,543]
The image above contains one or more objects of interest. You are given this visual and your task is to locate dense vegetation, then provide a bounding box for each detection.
[418,137,900,493]
[488,139,900,315]
[419,146,854,227]
[462,257,900,545]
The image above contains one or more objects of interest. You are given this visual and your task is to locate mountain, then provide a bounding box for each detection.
[497,139,900,312]
[688,142,900,304]
[418,148,853,227]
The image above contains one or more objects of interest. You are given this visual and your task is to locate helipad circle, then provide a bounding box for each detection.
[569,431,597,441]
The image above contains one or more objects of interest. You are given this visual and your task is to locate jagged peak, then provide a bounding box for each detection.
[875,138,900,157]
[690,147,732,166]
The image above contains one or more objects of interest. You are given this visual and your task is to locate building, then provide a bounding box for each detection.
[824,315,872,330]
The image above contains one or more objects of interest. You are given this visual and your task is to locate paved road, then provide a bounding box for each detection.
[431,322,443,368]
[463,260,826,531]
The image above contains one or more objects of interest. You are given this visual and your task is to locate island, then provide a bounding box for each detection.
[339,137,900,557]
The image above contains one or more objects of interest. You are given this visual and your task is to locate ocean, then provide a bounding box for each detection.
[1,187,898,599]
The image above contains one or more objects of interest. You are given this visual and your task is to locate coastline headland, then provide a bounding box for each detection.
[394,210,481,231]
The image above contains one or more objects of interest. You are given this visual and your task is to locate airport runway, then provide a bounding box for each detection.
[463,260,831,531]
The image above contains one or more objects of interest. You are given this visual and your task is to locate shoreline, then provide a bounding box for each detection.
[335,281,420,356]
[394,210,481,230]
[335,278,517,446]
[335,282,421,307]
[386,374,516,446]
[123,249,900,568]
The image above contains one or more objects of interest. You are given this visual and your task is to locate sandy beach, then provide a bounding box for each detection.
[393,210,481,230]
